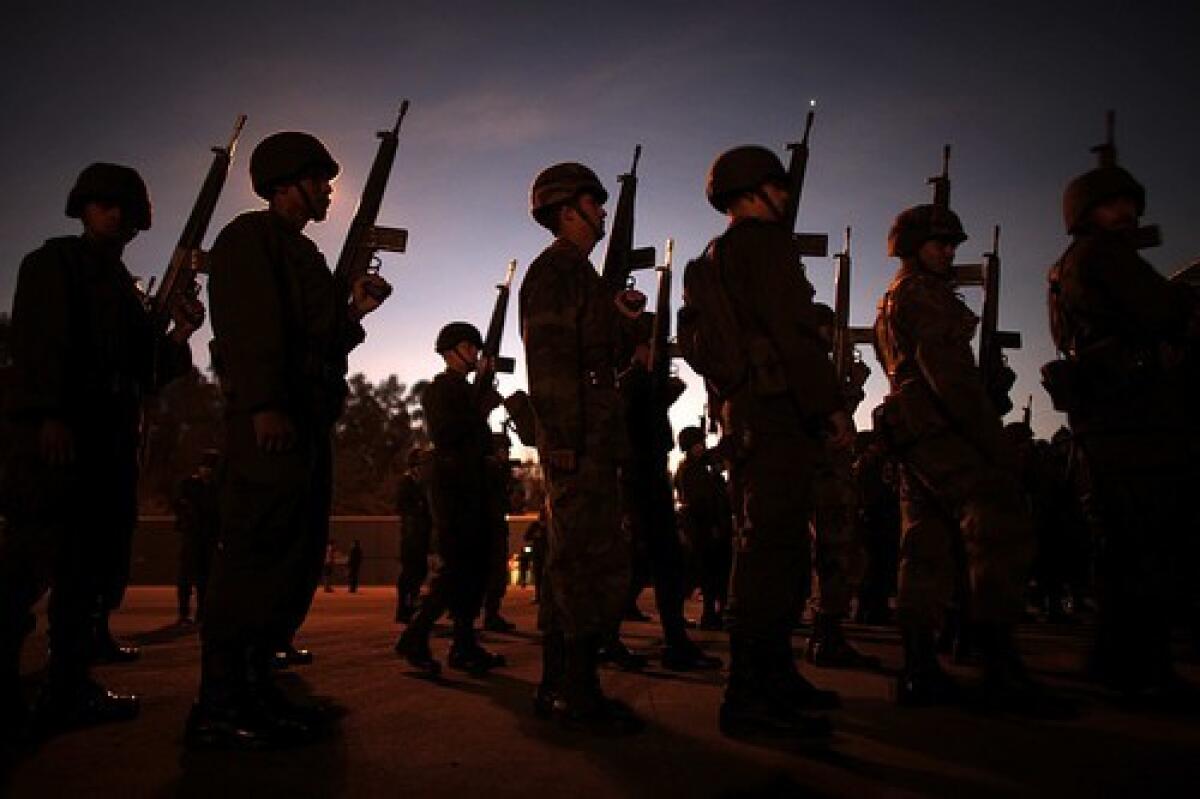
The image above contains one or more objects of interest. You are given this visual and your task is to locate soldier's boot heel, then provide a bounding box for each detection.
[805,613,882,670]
[394,631,441,676]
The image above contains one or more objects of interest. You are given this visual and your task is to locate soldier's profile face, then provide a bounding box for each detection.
[81,200,138,244]
[575,193,607,237]
[296,175,334,221]
[1089,196,1137,232]
[917,238,956,273]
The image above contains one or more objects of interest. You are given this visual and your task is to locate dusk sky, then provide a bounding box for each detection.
[3,1,1198,452]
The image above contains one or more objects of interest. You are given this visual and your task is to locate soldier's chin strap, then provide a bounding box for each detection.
[753,187,786,226]
[568,197,605,244]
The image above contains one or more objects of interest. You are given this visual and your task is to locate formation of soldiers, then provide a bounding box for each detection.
[1,105,1196,751]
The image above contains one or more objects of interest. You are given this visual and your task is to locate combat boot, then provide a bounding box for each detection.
[184,699,281,750]
[554,636,644,736]
[596,636,649,671]
[33,677,139,734]
[896,625,960,707]
[91,610,140,664]
[448,643,507,675]
[482,613,517,633]
[394,626,442,676]
[533,631,565,718]
[719,634,832,740]
[805,613,881,670]
[661,634,723,671]
[769,633,840,710]
[973,623,1077,720]
[271,642,314,669]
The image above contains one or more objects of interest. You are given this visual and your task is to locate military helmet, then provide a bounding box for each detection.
[529,162,608,228]
[1062,166,1145,234]
[65,163,152,230]
[435,321,484,353]
[706,146,788,213]
[887,204,968,257]
[250,132,340,200]
[678,426,705,453]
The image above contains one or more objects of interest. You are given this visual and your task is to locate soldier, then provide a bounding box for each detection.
[482,432,517,632]
[874,204,1072,717]
[520,162,642,733]
[173,449,221,625]
[1,163,202,737]
[393,322,506,676]
[346,540,363,593]
[851,430,901,626]
[682,146,851,738]
[806,305,877,669]
[394,448,432,624]
[673,426,733,631]
[1046,162,1197,698]
[186,131,391,748]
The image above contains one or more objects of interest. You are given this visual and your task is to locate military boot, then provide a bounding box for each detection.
[533,631,565,718]
[719,634,832,739]
[596,635,648,671]
[394,620,442,676]
[554,635,644,735]
[769,633,840,710]
[482,613,517,633]
[91,609,140,664]
[187,646,288,750]
[447,620,506,676]
[248,647,338,734]
[974,623,1077,720]
[662,633,723,671]
[896,625,960,707]
[805,613,882,669]
[34,675,139,735]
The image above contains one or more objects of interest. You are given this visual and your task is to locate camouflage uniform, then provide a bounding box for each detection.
[201,208,365,705]
[1,234,190,689]
[520,238,630,640]
[874,261,1032,633]
[1049,224,1195,690]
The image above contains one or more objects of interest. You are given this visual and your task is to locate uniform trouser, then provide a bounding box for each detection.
[1074,430,1194,687]
[0,425,138,685]
[539,456,629,638]
[857,506,900,616]
[200,415,332,703]
[409,457,489,639]
[396,524,431,610]
[483,516,510,618]
[177,536,213,619]
[621,458,687,642]
[725,422,819,643]
[810,460,865,618]
[894,429,1033,632]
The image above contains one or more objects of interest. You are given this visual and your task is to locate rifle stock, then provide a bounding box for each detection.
[332,101,411,308]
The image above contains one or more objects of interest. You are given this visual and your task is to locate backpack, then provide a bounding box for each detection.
[676,238,749,398]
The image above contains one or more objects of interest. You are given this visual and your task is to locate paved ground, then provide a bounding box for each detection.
[3,587,1199,798]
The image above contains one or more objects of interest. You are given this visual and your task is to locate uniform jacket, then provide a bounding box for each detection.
[8,235,190,430]
[874,262,1005,461]
[519,238,629,461]
[207,210,364,424]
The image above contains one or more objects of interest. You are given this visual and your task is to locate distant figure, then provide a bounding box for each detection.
[347,540,363,593]
[323,540,339,593]
[523,507,548,603]
[482,433,517,633]
[395,448,432,623]
[673,426,733,632]
[173,449,222,625]
[0,163,201,737]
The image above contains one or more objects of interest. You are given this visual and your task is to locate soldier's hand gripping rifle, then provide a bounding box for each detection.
[601,145,657,299]
[476,260,535,446]
[831,227,873,414]
[332,101,411,309]
[146,114,247,337]
[648,238,686,410]
[783,103,829,259]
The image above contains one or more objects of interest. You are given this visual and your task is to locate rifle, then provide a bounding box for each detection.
[831,227,874,413]
[951,226,1021,415]
[332,101,411,308]
[601,145,657,292]
[783,104,828,258]
[1091,110,1161,249]
[146,114,247,335]
[648,239,686,409]
[475,259,518,404]
[1022,395,1033,428]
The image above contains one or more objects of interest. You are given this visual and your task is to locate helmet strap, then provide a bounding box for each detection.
[753,188,785,224]
[568,196,604,242]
